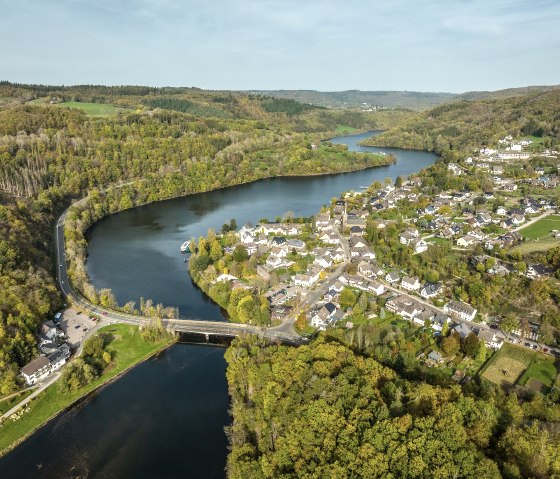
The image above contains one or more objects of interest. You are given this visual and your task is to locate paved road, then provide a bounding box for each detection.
[0,373,61,423]
[55,204,304,344]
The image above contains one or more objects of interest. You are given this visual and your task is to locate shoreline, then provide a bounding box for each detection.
[0,329,177,458]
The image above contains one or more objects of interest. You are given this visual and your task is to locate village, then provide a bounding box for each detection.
[201,134,560,383]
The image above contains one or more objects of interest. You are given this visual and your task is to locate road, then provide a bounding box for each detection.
[55,204,304,344]
[0,373,61,423]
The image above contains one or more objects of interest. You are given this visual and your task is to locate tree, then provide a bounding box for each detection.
[395,176,403,187]
[339,288,357,310]
[500,314,520,334]
[442,332,461,356]
[462,333,482,358]
[232,244,248,262]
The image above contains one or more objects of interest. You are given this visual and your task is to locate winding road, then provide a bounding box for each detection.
[55,203,304,345]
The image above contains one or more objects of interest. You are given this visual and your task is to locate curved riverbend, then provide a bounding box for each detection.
[0,132,437,478]
[86,131,436,319]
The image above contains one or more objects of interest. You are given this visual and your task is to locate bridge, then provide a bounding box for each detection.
[55,204,305,346]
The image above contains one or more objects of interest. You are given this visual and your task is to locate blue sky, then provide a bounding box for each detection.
[1,0,559,92]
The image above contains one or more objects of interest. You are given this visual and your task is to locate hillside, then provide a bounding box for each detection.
[361,89,560,161]
[0,84,402,394]
[246,89,456,110]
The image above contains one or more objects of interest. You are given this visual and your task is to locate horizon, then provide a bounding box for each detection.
[3,79,559,96]
[2,0,559,92]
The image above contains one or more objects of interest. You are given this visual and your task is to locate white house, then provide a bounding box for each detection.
[20,344,70,386]
[444,300,477,321]
[478,330,504,350]
[401,276,420,292]
[368,281,385,296]
[386,271,401,284]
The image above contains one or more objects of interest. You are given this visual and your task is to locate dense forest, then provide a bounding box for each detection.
[361,89,560,161]
[226,335,560,479]
[0,83,401,393]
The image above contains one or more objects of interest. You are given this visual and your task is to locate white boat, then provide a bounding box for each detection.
[180,241,191,253]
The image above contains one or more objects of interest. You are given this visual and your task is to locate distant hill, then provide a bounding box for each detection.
[361,88,560,160]
[245,89,456,110]
[245,85,560,110]
[456,85,560,102]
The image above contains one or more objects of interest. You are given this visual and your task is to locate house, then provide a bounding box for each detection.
[315,213,331,231]
[420,282,442,299]
[287,239,306,252]
[414,309,435,327]
[370,265,385,277]
[399,228,419,245]
[478,330,504,350]
[453,322,472,339]
[511,214,525,226]
[311,303,337,330]
[448,163,462,176]
[431,313,450,333]
[385,271,401,284]
[496,206,507,216]
[411,238,428,254]
[526,263,552,279]
[400,303,422,321]
[445,300,477,321]
[401,276,420,292]
[358,261,374,277]
[457,235,477,248]
[427,351,444,364]
[368,281,385,296]
[349,226,364,236]
[294,268,321,288]
[20,344,70,386]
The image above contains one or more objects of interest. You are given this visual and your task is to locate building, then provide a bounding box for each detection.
[478,330,504,350]
[444,300,477,321]
[20,344,70,386]
[401,276,420,292]
[420,282,442,299]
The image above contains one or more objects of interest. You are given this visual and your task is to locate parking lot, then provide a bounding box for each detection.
[58,308,97,348]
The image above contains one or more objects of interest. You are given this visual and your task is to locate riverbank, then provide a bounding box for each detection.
[0,324,176,457]
[64,144,393,309]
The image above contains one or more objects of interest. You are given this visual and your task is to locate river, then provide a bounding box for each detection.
[0,132,437,478]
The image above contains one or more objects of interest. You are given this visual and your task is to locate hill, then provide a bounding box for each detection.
[245,85,560,111]
[246,89,456,110]
[361,89,560,161]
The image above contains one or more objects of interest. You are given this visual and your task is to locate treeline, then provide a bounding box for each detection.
[361,89,560,161]
[226,335,560,479]
[0,94,392,394]
[188,235,271,326]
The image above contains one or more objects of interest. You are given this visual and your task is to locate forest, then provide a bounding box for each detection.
[0,83,398,394]
[361,89,560,161]
[226,334,560,479]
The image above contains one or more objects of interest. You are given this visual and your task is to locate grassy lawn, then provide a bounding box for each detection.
[0,391,34,415]
[519,215,560,239]
[479,343,557,391]
[518,356,558,391]
[0,324,175,456]
[335,124,359,134]
[28,98,132,116]
[56,101,133,117]
[512,237,560,255]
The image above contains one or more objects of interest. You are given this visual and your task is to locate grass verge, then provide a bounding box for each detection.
[0,324,175,456]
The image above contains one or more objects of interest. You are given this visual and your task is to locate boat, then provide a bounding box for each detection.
[180,241,191,253]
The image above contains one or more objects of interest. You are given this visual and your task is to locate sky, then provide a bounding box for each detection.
[1,0,559,93]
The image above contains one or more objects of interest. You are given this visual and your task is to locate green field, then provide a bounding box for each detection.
[335,124,359,134]
[29,99,133,116]
[480,343,557,391]
[56,101,133,117]
[519,215,560,239]
[0,324,175,456]
[512,237,560,255]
